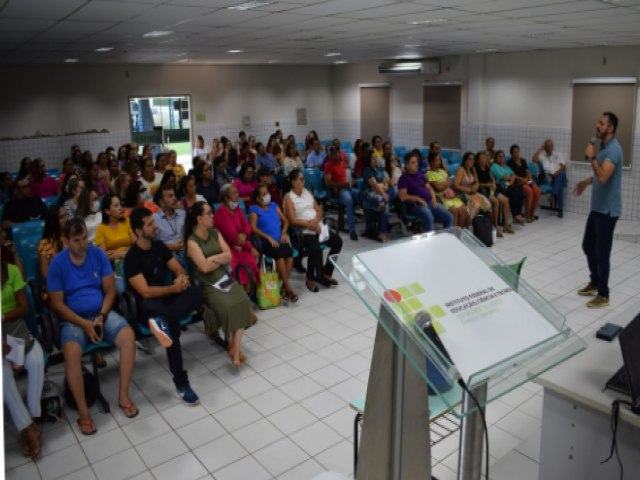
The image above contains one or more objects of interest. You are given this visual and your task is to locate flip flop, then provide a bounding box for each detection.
[77,418,97,436]
[118,401,139,419]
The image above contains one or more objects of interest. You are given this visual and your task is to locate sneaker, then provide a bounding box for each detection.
[577,282,598,296]
[176,384,199,406]
[558,210,563,218]
[587,295,609,309]
[149,318,173,348]
[350,231,358,241]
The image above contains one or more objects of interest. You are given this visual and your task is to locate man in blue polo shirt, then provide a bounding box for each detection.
[255,142,280,174]
[574,112,623,308]
[48,218,137,435]
[306,140,326,170]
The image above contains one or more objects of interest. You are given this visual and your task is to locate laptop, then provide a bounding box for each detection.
[605,312,640,413]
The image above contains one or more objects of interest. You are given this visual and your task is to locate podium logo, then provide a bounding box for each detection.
[384,282,446,333]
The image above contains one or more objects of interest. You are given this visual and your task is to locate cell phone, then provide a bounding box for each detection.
[596,323,622,342]
[94,323,103,342]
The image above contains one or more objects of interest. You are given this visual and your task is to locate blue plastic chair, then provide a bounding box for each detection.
[440,150,454,162]
[14,233,42,284]
[418,147,429,160]
[340,141,353,151]
[321,140,332,148]
[393,146,408,159]
[11,220,45,240]
[303,168,327,203]
[42,196,59,208]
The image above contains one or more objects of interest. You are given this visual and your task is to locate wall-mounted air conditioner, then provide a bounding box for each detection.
[378,60,440,75]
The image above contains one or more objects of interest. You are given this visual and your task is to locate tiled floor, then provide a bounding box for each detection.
[4,210,640,480]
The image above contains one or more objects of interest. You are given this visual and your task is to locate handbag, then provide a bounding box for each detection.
[256,256,281,310]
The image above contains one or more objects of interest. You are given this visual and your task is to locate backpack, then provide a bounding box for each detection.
[39,380,63,423]
[64,368,97,410]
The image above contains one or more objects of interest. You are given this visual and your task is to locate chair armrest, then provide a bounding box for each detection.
[121,291,140,332]
[234,263,256,301]
[42,308,62,351]
[38,308,55,354]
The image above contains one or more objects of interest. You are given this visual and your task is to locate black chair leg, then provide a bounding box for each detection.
[91,352,110,413]
[354,412,362,477]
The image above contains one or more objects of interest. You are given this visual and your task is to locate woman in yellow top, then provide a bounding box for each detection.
[371,135,384,160]
[95,194,134,261]
[426,152,469,227]
[37,205,68,283]
[166,150,186,180]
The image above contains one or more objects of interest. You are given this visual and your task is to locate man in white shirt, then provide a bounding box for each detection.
[532,139,567,218]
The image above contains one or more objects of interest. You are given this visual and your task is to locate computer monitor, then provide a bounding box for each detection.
[606,312,640,412]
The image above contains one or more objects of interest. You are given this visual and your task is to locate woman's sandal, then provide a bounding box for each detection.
[118,401,139,419]
[228,347,242,368]
[284,290,299,303]
[77,418,97,436]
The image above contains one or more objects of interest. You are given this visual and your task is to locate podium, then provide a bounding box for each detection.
[330,228,586,480]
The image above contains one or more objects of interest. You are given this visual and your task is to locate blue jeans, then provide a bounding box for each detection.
[365,193,390,234]
[551,171,567,210]
[338,188,358,233]
[60,310,130,350]
[408,203,454,232]
[582,211,618,298]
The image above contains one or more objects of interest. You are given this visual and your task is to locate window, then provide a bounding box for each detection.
[129,95,192,167]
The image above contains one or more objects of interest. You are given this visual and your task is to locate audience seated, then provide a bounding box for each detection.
[490,150,526,226]
[249,184,298,302]
[96,152,112,185]
[237,141,255,169]
[1,253,44,460]
[306,140,326,170]
[219,136,238,174]
[139,156,163,199]
[352,141,370,179]
[113,173,130,203]
[2,177,47,229]
[532,138,567,218]
[304,130,319,157]
[85,161,112,199]
[324,146,359,240]
[123,180,159,218]
[61,176,84,219]
[95,194,133,263]
[185,201,255,368]
[59,158,76,187]
[475,151,513,236]
[213,155,233,192]
[349,139,363,170]
[193,135,210,163]
[361,147,390,242]
[17,157,32,180]
[257,167,282,208]
[382,143,401,201]
[454,152,492,224]
[74,188,102,243]
[48,218,137,435]
[155,170,179,204]
[154,184,186,265]
[166,150,186,181]
[427,152,468,227]
[256,142,280,174]
[283,141,304,175]
[155,152,168,174]
[232,163,257,204]
[38,205,68,289]
[508,145,541,223]
[179,174,205,211]
[29,159,60,199]
[284,169,342,292]
[214,184,260,293]
[398,151,454,233]
[194,162,219,205]
[109,160,122,187]
[125,207,201,404]
[371,135,384,161]
[485,136,497,162]
[1,171,14,204]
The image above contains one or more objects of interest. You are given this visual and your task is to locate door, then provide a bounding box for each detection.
[360,86,390,143]
[423,85,461,149]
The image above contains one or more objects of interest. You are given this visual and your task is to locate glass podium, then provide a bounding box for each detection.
[330,228,587,480]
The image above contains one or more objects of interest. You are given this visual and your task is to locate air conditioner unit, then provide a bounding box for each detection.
[378,60,440,75]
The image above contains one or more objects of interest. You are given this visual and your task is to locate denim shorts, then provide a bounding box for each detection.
[60,310,130,350]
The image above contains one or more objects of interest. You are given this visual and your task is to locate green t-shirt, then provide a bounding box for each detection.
[1,263,26,315]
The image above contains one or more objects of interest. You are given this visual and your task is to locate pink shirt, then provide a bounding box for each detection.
[30,176,60,199]
[232,178,257,200]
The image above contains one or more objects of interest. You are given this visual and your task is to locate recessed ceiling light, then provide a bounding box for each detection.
[404,44,422,48]
[228,49,244,53]
[408,19,447,25]
[267,59,280,64]
[475,48,498,53]
[334,60,347,64]
[324,52,341,57]
[64,58,79,63]
[177,58,190,63]
[142,30,173,38]
[227,1,273,10]
[95,47,113,52]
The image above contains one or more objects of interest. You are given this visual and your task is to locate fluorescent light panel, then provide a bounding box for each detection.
[142,30,173,38]
[228,1,272,10]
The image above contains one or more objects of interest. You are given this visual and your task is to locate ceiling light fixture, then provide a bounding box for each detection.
[379,62,421,72]
[404,44,422,48]
[228,49,244,53]
[142,30,174,38]
[334,60,348,64]
[324,52,341,57]
[95,47,114,52]
[64,58,79,63]
[408,19,447,25]
[475,48,498,53]
[227,1,273,11]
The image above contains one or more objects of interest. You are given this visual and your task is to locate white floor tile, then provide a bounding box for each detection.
[279,375,325,402]
[192,435,248,473]
[494,409,541,441]
[267,404,317,435]
[136,431,189,468]
[175,416,227,450]
[307,364,351,388]
[213,455,272,480]
[213,401,263,432]
[80,427,132,463]
[292,352,331,375]
[247,388,295,417]
[253,438,310,477]
[231,418,284,452]
[490,450,538,480]
[260,362,304,387]
[314,439,353,477]
[151,452,208,480]
[37,444,89,480]
[277,458,327,480]
[300,390,348,419]
[92,448,147,480]
[290,421,344,456]
[121,412,173,445]
[230,373,276,398]
[160,402,209,430]
[5,462,41,480]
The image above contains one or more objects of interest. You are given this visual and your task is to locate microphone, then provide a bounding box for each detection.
[584,136,597,160]
[414,311,453,363]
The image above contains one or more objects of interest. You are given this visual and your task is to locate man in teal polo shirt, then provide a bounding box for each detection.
[573,112,623,308]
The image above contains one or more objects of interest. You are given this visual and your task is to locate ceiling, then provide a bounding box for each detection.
[1,0,640,65]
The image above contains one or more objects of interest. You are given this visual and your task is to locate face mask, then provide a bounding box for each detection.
[92,200,100,213]
[376,157,385,168]
[229,200,239,210]
[262,193,271,205]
